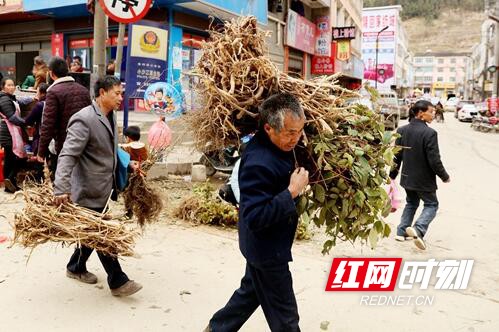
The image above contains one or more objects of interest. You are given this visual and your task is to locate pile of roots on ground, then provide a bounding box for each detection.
[173,183,238,227]
[12,170,137,257]
[123,149,165,228]
[188,16,401,253]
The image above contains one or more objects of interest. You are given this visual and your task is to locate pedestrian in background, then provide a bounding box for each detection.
[21,65,36,90]
[36,56,91,176]
[390,100,450,250]
[0,77,35,192]
[33,56,48,90]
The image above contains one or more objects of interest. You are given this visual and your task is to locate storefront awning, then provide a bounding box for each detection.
[176,0,268,25]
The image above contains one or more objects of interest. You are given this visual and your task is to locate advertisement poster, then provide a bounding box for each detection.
[51,33,64,57]
[286,9,316,55]
[337,40,351,61]
[125,20,168,100]
[143,82,183,120]
[361,8,397,88]
[315,16,331,57]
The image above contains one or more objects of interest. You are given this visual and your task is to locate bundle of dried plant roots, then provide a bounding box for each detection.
[189,16,401,253]
[11,170,137,257]
[123,147,166,227]
[123,172,163,227]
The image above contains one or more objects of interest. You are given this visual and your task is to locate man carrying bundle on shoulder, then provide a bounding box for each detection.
[53,76,142,297]
[205,93,309,332]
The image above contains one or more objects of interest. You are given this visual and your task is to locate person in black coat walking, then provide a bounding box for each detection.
[390,100,450,250]
[206,93,309,332]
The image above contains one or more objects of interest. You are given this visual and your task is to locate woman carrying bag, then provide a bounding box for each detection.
[0,77,31,192]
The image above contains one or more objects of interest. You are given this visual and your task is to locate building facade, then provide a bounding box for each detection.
[413,52,470,99]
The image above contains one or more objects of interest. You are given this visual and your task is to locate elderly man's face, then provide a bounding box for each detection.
[265,112,305,152]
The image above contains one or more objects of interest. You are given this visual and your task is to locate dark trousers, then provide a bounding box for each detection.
[2,145,24,188]
[66,207,129,289]
[209,262,300,332]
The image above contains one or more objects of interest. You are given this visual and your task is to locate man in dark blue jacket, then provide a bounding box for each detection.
[390,100,450,250]
[207,93,309,332]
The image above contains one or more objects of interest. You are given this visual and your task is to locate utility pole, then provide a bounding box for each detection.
[492,0,499,97]
[93,1,107,79]
[114,23,126,80]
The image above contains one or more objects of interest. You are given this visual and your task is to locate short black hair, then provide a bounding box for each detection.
[38,83,49,94]
[124,125,141,141]
[259,93,304,131]
[94,75,121,97]
[48,56,69,78]
[411,100,433,116]
[155,88,163,94]
[73,55,82,63]
[0,77,14,90]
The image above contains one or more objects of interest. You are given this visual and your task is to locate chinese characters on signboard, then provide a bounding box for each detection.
[312,42,336,75]
[315,16,331,57]
[286,9,316,55]
[125,20,168,100]
[333,26,356,40]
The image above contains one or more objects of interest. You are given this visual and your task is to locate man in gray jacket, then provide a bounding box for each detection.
[53,76,142,297]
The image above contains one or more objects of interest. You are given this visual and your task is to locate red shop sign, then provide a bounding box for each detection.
[51,33,64,57]
[312,42,336,75]
[69,39,89,49]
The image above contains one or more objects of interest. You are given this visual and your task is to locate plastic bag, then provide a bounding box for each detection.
[388,181,401,213]
[147,119,172,150]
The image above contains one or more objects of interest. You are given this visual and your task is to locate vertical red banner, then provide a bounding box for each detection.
[51,33,64,57]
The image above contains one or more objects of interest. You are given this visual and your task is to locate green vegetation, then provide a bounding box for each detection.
[364,0,484,20]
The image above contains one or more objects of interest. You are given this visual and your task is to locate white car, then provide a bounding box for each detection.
[458,104,478,122]
[445,97,459,112]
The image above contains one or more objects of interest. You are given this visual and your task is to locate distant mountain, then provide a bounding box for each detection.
[363,1,485,54]
[364,0,484,21]
[402,8,484,54]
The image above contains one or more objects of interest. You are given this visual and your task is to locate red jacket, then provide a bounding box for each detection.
[38,76,91,157]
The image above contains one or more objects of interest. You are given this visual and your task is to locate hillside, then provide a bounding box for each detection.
[402,8,485,54]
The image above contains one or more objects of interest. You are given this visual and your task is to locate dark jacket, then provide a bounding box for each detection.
[24,100,45,154]
[38,76,91,157]
[390,119,449,191]
[238,131,298,266]
[0,92,25,147]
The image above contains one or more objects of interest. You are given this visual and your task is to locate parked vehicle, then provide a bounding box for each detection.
[458,103,478,122]
[378,90,400,130]
[445,97,459,113]
[455,100,474,118]
[398,98,409,119]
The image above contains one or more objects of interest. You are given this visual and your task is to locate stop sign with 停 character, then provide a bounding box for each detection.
[99,0,152,24]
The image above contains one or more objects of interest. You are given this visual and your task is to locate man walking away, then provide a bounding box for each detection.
[390,100,450,250]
